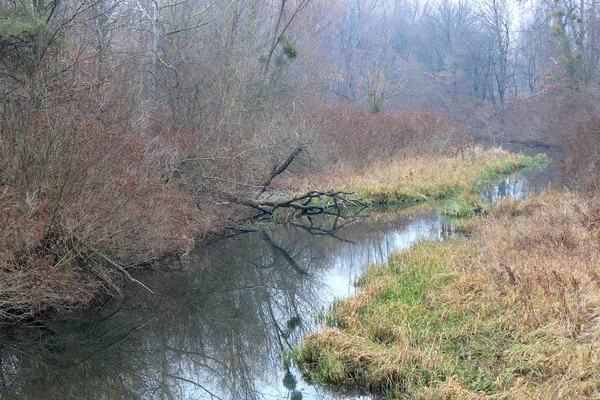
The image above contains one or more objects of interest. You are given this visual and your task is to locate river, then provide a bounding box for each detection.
[0,145,561,400]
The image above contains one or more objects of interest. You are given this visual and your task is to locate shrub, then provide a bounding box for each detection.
[0,61,200,322]
[560,116,600,193]
[313,107,473,169]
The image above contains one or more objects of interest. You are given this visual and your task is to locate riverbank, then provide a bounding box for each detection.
[294,190,600,398]
[0,147,544,325]
[0,144,572,399]
[294,147,546,208]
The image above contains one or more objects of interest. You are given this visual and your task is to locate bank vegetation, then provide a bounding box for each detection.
[295,190,600,398]
[1,0,600,331]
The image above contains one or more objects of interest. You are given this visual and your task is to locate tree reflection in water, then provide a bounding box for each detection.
[0,211,448,400]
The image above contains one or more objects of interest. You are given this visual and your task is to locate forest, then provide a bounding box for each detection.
[0,0,599,373]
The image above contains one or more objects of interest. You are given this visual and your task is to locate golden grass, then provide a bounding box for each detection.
[295,190,600,398]
[293,147,547,207]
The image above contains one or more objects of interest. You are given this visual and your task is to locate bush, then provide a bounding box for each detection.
[313,107,473,169]
[561,116,600,193]
[0,64,200,322]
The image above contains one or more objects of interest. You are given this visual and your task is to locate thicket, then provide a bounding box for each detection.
[559,113,600,193]
[0,58,204,321]
[314,107,473,169]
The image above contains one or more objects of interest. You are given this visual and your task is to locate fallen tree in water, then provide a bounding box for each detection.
[220,144,366,215]
[226,189,365,215]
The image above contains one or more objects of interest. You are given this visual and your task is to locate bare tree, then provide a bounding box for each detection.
[476,0,515,106]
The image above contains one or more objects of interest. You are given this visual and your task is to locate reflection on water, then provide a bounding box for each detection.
[0,148,557,400]
[0,211,448,400]
[480,147,563,206]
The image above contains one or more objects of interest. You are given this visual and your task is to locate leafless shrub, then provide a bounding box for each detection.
[560,117,600,193]
[312,107,474,169]
[0,56,200,322]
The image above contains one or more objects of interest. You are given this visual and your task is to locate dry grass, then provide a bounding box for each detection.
[293,147,547,208]
[295,190,600,398]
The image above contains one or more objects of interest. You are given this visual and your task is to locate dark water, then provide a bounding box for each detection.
[479,159,562,205]
[0,146,560,400]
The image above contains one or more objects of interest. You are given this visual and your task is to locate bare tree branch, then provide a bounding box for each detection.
[254,144,304,199]
[226,190,364,215]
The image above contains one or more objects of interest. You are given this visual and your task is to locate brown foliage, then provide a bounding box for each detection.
[0,64,200,322]
[560,116,600,192]
[313,107,473,169]
[491,96,566,145]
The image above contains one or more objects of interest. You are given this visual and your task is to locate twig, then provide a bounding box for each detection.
[87,247,154,294]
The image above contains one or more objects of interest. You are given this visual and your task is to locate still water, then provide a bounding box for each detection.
[0,148,559,400]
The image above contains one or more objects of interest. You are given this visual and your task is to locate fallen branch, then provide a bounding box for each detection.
[87,247,154,294]
[254,144,305,199]
[226,190,365,215]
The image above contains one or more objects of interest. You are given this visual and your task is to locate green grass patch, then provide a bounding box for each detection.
[294,239,554,397]
[440,196,482,218]
[476,153,548,186]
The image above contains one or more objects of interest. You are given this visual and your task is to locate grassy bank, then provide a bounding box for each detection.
[297,147,547,208]
[294,191,600,398]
